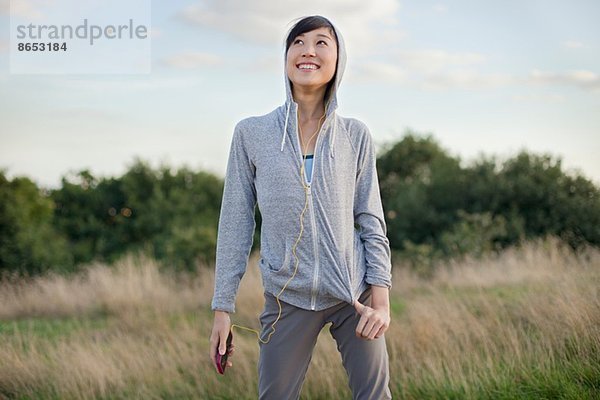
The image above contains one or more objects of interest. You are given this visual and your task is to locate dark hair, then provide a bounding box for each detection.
[285,15,340,105]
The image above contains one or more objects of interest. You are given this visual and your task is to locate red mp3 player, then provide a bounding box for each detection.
[215,330,234,375]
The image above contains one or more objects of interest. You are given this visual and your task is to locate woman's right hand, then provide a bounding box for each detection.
[209,311,234,373]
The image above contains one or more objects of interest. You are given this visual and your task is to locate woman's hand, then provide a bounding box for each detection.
[209,311,235,372]
[353,285,391,340]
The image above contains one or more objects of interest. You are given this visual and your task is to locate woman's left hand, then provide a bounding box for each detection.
[353,300,391,340]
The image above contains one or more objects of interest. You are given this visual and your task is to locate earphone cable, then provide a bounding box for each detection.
[230,107,326,344]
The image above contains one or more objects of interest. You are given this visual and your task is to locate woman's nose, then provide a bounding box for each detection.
[301,44,316,57]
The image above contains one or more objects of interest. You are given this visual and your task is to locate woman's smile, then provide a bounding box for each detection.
[297,62,320,71]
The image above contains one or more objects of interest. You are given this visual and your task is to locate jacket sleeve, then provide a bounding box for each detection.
[211,122,257,313]
[353,126,393,289]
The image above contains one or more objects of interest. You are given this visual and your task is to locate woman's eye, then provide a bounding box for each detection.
[293,38,327,46]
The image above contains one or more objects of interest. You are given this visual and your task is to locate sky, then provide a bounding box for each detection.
[1,0,599,189]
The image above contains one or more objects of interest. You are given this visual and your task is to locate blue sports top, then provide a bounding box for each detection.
[303,154,314,183]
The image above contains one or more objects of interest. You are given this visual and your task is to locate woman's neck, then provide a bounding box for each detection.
[292,85,327,122]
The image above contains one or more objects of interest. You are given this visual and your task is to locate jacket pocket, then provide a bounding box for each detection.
[260,240,291,274]
[352,229,365,283]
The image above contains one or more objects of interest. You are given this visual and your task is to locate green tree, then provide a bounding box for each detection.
[0,170,72,276]
[377,132,469,249]
[495,151,600,248]
[376,131,600,265]
[52,158,227,273]
[51,169,122,266]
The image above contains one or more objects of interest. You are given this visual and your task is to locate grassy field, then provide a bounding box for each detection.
[0,236,598,399]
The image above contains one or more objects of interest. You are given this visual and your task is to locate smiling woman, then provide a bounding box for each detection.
[209,15,393,400]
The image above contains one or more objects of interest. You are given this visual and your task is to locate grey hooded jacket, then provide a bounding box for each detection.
[211,22,392,313]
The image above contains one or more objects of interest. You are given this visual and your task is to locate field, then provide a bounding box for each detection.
[0,236,598,399]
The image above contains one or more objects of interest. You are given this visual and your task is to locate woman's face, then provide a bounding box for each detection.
[286,27,338,93]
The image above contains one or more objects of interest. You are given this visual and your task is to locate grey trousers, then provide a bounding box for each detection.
[257,286,392,400]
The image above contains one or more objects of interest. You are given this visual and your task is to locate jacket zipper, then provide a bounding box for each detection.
[349,230,358,302]
[293,106,329,310]
[308,186,319,310]
[308,126,326,310]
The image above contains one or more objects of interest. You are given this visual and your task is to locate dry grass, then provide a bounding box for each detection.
[0,236,599,399]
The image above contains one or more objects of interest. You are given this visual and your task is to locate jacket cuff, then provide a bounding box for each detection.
[365,274,392,289]
[211,298,236,314]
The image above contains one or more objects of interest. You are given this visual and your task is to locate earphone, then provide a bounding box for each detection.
[228,107,327,344]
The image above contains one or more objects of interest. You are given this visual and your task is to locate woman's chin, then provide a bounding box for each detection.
[290,78,329,91]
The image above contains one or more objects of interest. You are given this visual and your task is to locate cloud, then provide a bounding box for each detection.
[529,69,600,91]
[337,42,600,92]
[347,48,496,89]
[348,61,600,92]
[432,4,448,13]
[347,48,600,92]
[347,64,512,91]
[162,52,223,69]
[421,69,515,90]
[561,40,585,49]
[347,61,408,84]
[47,107,127,122]
[150,28,162,39]
[176,0,403,57]
[1,0,44,19]
[33,76,205,93]
[394,49,486,73]
[241,55,282,73]
[512,93,565,103]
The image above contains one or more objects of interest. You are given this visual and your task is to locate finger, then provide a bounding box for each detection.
[363,319,378,339]
[219,332,227,356]
[354,300,365,315]
[227,361,233,367]
[374,325,386,339]
[355,314,368,338]
[362,320,375,339]
[367,321,383,340]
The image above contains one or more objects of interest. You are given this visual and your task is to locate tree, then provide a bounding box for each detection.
[0,170,72,276]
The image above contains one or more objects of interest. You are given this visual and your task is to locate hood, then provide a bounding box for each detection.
[280,20,347,158]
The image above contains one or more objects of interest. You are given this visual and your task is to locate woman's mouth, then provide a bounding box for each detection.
[297,63,320,71]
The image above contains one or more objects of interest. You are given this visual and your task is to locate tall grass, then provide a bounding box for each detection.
[0,236,598,399]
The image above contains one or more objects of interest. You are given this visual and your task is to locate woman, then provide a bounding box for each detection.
[209,15,393,400]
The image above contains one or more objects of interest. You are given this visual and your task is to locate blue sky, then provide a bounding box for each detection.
[1,0,599,189]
